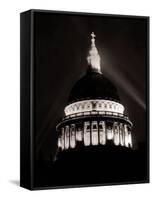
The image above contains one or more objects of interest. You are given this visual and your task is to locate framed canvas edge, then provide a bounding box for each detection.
[22,9,150,19]
[20,9,150,191]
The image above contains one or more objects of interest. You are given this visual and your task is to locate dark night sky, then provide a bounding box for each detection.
[34,11,148,161]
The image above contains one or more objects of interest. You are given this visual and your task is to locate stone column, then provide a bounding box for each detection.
[61,127,65,150]
[124,124,129,147]
[128,130,132,148]
[70,124,76,148]
[119,123,124,146]
[65,125,70,149]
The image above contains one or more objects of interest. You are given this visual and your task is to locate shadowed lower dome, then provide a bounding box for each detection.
[68,71,121,104]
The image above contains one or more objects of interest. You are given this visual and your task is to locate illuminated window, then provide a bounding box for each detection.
[119,123,124,146]
[93,124,97,129]
[113,123,119,145]
[61,128,65,150]
[76,126,82,141]
[58,137,62,148]
[70,124,76,148]
[99,124,103,130]
[86,125,90,130]
[91,121,98,145]
[65,126,70,149]
[124,124,129,147]
[84,122,90,146]
[128,131,132,148]
[107,126,113,140]
[99,121,106,145]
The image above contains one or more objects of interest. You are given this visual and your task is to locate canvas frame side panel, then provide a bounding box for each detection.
[20,10,34,190]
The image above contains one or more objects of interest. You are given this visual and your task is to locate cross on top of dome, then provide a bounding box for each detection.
[87,32,102,74]
[91,32,96,47]
[91,32,96,38]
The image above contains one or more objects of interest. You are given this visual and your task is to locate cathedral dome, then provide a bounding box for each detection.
[56,32,133,156]
[68,71,120,104]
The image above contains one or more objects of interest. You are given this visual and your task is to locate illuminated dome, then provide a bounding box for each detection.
[68,71,121,104]
[56,32,133,157]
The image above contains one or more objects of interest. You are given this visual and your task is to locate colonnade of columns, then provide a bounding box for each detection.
[58,121,132,151]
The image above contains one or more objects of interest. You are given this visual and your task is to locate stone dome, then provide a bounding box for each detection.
[68,71,121,104]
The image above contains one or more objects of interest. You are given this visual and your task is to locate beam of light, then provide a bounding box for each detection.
[101,53,146,110]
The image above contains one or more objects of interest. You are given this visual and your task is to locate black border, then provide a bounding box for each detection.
[20,9,149,190]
